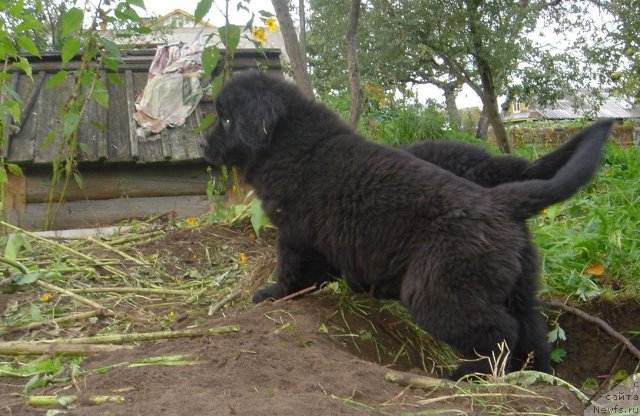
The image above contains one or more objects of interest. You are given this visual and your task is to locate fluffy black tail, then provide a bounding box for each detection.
[493,120,613,220]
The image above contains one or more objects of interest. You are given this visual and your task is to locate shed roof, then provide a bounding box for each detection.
[535,96,640,120]
[5,48,282,166]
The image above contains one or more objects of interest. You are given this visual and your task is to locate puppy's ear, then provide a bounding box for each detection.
[240,89,287,144]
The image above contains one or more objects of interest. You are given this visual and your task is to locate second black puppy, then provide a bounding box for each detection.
[403,132,593,187]
[200,71,611,379]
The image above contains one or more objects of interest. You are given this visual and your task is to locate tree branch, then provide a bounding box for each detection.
[545,300,640,361]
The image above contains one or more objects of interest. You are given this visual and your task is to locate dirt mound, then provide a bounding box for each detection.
[1,223,637,415]
[2,295,584,415]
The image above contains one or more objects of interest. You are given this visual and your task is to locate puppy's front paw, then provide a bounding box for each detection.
[252,283,285,304]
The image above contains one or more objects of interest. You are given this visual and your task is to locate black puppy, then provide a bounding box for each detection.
[403,133,594,187]
[200,71,611,379]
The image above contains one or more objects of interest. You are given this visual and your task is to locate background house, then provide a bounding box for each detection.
[503,95,640,123]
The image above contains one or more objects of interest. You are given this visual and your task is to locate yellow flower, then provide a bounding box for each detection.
[39,293,52,302]
[239,253,248,265]
[604,171,611,177]
[265,17,278,32]
[185,217,198,226]
[166,311,176,318]
[541,208,549,215]
[253,27,267,45]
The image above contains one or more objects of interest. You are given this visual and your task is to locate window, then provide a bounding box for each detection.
[514,98,521,112]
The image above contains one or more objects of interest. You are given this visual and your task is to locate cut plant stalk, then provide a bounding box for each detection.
[208,287,242,315]
[27,394,125,407]
[68,287,191,296]
[385,370,449,390]
[39,325,240,344]
[0,222,126,278]
[0,341,133,355]
[35,280,114,315]
[3,310,101,334]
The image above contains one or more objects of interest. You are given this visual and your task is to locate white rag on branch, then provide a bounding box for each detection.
[133,43,208,139]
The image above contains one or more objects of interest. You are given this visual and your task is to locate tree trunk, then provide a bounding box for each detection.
[443,84,462,130]
[467,0,511,153]
[346,0,362,128]
[479,66,512,153]
[298,0,307,66]
[476,107,489,140]
[271,0,314,98]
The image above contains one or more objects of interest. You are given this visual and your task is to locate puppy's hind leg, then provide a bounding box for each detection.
[508,246,551,373]
[400,264,519,379]
[252,236,338,303]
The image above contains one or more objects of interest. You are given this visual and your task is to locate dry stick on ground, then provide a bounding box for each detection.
[39,325,240,345]
[272,284,318,304]
[545,299,640,361]
[0,341,133,355]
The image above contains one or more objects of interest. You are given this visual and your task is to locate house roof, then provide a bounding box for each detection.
[537,96,640,119]
[505,95,640,122]
[5,48,282,166]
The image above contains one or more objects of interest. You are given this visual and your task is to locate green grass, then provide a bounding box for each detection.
[529,144,640,299]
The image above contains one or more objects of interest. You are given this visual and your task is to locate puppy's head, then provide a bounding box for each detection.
[200,71,287,169]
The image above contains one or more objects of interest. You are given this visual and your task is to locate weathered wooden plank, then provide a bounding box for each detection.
[77,71,108,162]
[97,71,109,160]
[6,50,282,74]
[5,173,26,227]
[4,72,20,131]
[106,72,132,161]
[186,109,205,160]
[124,70,140,160]
[17,195,211,230]
[34,73,77,164]
[163,122,188,162]
[24,164,210,203]
[159,127,174,160]
[6,72,44,163]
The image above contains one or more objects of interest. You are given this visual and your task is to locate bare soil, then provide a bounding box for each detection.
[1,223,639,415]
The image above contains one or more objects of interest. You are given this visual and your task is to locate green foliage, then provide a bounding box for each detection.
[0,0,44,223]
[584,1,640,101]
[365,102,451,146]
[531,144,640,299]
[0,355,84,394]
[204,166,270,237]
[321,93,479,146]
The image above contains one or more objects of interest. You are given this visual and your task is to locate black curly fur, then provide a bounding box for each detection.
[200,71,611,379]
[403,129,594,187]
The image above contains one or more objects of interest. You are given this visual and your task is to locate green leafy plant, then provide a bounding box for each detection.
[0,1,43,225]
